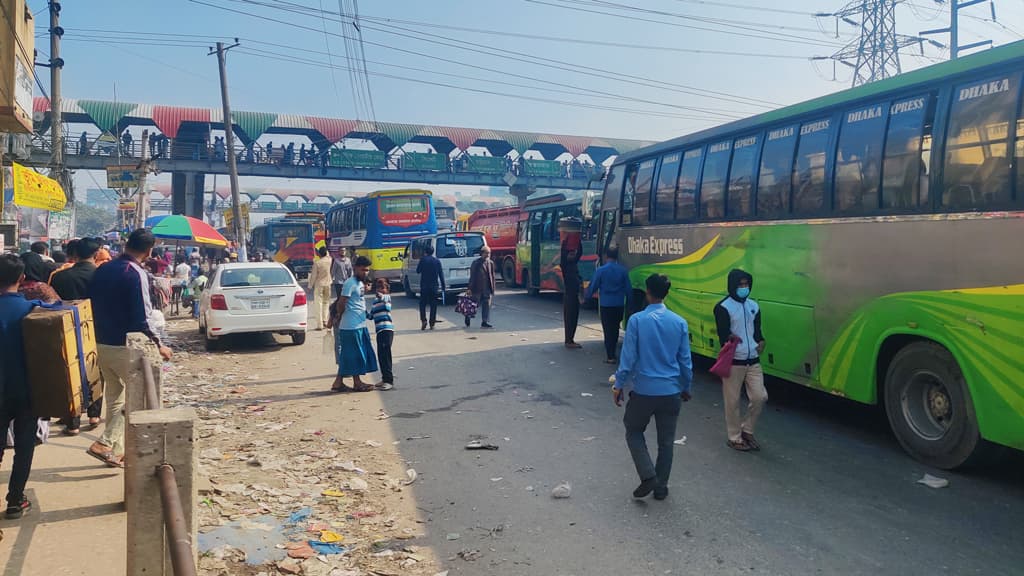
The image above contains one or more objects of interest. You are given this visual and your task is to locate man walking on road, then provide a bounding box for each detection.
[714,269,767,452]
[585,246,631,363]
[309,246,333,330]
[560,221,583,349]
[86,229,172,469]
[612,273,692,501]
[416,245,445,331]
[0,254,40,518]
[468,245,496,328]
[331,249,353,298]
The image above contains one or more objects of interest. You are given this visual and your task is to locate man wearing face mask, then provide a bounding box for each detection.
[713,269,767,452]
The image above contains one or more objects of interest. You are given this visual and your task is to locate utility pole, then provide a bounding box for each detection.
[209,40,246,262]
[48,1,69,198]
[134,129,151,230]
[921,0,994,60]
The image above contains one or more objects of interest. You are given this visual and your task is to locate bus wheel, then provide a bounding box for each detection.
[502,258,517,288]
[404,277,416,299]
[883,341,982,469]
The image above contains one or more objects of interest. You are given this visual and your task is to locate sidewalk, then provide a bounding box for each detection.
[0,427,126,576]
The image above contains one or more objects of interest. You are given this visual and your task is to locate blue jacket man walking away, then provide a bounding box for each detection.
[585,246,631,363]
[613,273,693,501]
[416,245,445,330]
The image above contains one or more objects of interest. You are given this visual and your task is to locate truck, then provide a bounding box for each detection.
[465,206,522,285]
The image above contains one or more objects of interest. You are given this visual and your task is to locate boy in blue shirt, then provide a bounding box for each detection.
[370,278,395,391]
[612,273,693,501]
[0,254,39,518]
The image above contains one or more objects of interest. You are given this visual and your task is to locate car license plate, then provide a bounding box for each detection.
[251,298,271,310]
[453,268,469,278]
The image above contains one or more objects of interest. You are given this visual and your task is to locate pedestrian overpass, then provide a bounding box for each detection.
[26,97,653,213]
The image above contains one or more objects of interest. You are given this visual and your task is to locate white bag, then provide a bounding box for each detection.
[5,419,50,448]
[322,329,336,357]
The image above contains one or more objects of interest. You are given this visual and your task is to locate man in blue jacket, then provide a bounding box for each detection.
[585,246,631,363]
[415,244,445,331]
[613,273,692,501]
[0,254,39,518]
[86,229,172,469]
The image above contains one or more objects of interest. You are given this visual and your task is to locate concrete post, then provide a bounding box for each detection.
[125,407,198,576]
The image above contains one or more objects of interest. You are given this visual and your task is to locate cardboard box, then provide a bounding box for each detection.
[22,300,102,419]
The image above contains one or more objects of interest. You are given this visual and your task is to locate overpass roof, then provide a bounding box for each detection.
[34,97,653,162]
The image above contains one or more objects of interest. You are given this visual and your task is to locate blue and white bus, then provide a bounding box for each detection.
[325,189,438,282]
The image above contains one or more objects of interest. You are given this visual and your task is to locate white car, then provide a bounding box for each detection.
[400,231,488,298]
[199,262,308,351]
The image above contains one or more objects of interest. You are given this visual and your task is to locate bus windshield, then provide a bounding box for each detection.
[268,224,312,246]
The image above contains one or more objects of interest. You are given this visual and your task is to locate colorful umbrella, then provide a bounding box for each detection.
[148,214,228,247]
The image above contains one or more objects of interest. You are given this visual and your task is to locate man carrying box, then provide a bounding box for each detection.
[0,254,39,518]
[86,229,172,469]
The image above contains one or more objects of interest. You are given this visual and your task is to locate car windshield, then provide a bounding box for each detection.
[436,234,485,258]
[219,267,293,287]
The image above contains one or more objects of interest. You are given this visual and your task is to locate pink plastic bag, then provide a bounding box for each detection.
[710,339,738,379]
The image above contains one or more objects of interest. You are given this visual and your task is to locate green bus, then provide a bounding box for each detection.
[516,195,600,296]
[598,41,1024,469]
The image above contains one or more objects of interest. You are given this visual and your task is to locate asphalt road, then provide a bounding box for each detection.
[369,287,1024,576]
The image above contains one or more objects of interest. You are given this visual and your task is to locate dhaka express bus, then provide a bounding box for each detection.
[598,41,1024,469]
[325,189,438,282]
[249,219,316,278]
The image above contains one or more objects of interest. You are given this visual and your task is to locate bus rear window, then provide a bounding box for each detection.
[381,197,428,214]
[436,235,485,258]
[220,267,294,287]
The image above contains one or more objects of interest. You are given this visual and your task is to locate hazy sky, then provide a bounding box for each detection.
[27,0,1024,196]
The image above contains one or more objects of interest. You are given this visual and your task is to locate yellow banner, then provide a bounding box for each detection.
[12,162,66,211]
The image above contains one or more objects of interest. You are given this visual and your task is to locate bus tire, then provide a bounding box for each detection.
[502,257,517,288]
[404,277,416,299]
[883,341,982,469]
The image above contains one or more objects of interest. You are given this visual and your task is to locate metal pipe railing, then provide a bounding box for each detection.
[155,464,197,576]
[141,356,160,410]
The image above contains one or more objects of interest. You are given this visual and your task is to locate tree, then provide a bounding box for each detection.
[74,202,117,237]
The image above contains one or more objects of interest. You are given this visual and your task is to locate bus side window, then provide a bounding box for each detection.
[835,102,888,214]
[542,210,555,241]
[943,74,1019,210]
[411,239,424,260]
[602,164,625,212]
[676,148,702,221]
[727,135,760,219]
[358,205,367,229]
[654,152,682,223]
[1017,90,1024,200]
[621,163,638,225]
[882,95,933,210]
[757,127,797,217]
[632,159,656,226]
[701,141,732,219]
[792,119,833,215]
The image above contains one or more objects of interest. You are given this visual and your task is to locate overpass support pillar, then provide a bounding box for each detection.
[509,184,535,207]
[171,172,206,218]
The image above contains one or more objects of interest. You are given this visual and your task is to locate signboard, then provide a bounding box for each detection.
[281,201,300,211]
[403,152,446,172]
[328,149,386,169]
[222,203,250,230]
[0,0,35,133]
[11,162,66,211]
[467,155,506,175]
[106,165,146,189]
[524,159,564,178]
[258,201,280,210]
[118,202,137,211]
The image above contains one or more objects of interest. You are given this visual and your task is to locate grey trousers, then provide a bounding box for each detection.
[623,392,682,486]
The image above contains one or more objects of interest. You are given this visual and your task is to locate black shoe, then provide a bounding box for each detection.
[421,321,427,331]
[653,487,669,501]
[481,323,493,329]
[465,316,471,327]
[429,323,436,330]
[632,477,658,499]
[5,497,31,519]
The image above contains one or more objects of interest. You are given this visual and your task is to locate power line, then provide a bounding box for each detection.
[666,0,817,17]
[233,47,731,122]
[316,0,347,118]
[204,0,781,108]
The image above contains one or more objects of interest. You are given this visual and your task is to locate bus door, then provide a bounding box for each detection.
[598,208,617,260]
[530,221,542,291]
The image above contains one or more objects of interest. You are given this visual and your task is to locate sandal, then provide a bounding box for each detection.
[352,383,374,392]
[64,428,81,436]
[741,432,761,451]
[88,417,103,429]
[85,448,125,468]
[727,439,752,452]
[330,385,353,393]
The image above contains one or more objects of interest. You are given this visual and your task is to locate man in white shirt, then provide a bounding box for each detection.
[172,256,191,316]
